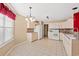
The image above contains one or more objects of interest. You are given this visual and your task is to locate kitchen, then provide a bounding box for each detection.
[0,3,79,56]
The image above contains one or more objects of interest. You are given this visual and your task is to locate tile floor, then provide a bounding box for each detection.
[6,38,66,56]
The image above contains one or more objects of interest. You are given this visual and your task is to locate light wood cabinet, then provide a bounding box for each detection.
[27,32,38,42]
[48,18,73,29]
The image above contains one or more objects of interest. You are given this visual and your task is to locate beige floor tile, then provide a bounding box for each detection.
[7,38,66,56]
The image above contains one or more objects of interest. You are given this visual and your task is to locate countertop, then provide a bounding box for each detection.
[64,33,76,40]
[60,32,76,40]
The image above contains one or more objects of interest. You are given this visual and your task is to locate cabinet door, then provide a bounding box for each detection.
[27,33,32,42]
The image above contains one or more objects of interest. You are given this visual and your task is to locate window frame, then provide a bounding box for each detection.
[0,14,15,47]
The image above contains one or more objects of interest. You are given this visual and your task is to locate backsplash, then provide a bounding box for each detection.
[60,29,73,34]
[49,28,73,34]
[27,28,34,32]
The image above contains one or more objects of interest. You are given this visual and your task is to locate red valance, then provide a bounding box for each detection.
[0,3,4,10]
[0,7,7,15]
[0,3,16,20]
[6,10,16,20]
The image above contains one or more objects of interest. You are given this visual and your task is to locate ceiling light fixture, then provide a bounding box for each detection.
[25,6,36,22]
[29,6,36,22]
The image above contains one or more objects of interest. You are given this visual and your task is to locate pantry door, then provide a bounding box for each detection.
[44,24,48,37]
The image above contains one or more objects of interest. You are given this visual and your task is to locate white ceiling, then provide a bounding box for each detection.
[10,3,79,21]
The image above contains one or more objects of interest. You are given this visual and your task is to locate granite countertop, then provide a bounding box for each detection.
[64,33,76,40]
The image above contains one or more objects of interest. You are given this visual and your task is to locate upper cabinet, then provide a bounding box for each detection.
[48,18,73,29]
[49,23,60,29]
[62,18,73,28]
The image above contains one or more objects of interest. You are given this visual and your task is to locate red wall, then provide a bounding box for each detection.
[74,12,79,32]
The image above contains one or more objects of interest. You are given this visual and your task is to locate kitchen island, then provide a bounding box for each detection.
[60,32,79,56]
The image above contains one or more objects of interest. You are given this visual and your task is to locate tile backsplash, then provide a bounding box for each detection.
[59,29,73,34]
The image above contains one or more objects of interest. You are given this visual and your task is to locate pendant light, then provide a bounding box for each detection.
[29,6,36,22]
[25,6,36,22]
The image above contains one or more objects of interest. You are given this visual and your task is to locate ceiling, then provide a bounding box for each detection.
[10,3,79,21]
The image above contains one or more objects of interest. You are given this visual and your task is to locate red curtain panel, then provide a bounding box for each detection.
[74,12,79,32]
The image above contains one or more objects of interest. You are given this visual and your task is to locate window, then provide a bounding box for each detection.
[0,13,14,46]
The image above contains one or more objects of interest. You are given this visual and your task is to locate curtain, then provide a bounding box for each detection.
[0,3,15,45]
[0,3,16,20]
[7,10,16,20]
[74,12,79,32]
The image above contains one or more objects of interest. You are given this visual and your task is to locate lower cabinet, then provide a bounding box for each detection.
[60,33,72,55]
[27,32,38,42]
[63,34,72,56]
[72,40,79,56]
[60,33,79,56]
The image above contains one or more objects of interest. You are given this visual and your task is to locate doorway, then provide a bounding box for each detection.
[44,24,48,37]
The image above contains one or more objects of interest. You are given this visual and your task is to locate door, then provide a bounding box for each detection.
[44,24,48,37]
